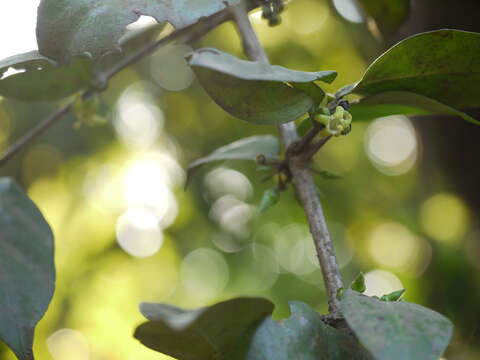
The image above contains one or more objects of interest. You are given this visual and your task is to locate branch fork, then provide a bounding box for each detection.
[231,0,344,315]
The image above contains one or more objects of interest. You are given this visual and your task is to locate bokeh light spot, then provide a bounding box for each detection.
[151,44,195,91]
[368,222,431,276]
[209,195,255,239]
[284,0,329,35]
[180,248,229,302]
[122,155,179,228]
[365,116,418,175]
[47,329,90,360]
[204,167,253,202]
[364,269,403,297]
[116,207,164,258]
[420,193,469,244]
[272,224,319,275]
[231,244,279,292]
[115,84,164,149]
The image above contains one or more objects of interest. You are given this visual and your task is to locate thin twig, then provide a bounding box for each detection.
[0,3,255,167]
[0,102,73,167]
[231,1,344,315]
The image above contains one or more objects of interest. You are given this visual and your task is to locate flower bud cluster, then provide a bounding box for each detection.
[314,105,352,137]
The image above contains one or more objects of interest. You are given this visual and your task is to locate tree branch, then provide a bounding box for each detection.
[0,3,255,167]
[0,101,73,167]
[231,1,344,315]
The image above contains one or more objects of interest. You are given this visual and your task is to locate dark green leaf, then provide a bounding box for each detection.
[186,135,280,185]
[356,0,410,35]
[0,178,55,360]
[259,188,280,213]
[246,301,372,359]
[341,290,453,360]
[134,297,274,360]
[350,91,479,124]
[36,0,241,63]
[188,48,336,124]
[354,30,480,111]
[0,51,92,102]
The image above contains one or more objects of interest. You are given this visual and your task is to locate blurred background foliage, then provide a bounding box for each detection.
[0,0,479,359]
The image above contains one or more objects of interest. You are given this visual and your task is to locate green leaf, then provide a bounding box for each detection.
[341,290,453,360]
[188,48,337,124]
[259,188,280,213]
[186,135,280,185]
[0,178,55,360]
[188,48,337,83]
[354,30,480,112]
[36,0,241,63]
[350,91,479,124]
[134,297,274,360]
[350,273,366,293]
[0,51,92,102]
[380,289,405,302]
[246,301,372,359]
[356,0,410,35]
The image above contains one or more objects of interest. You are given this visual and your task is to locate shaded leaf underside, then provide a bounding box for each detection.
[189,48,337,124]
[0,178,55,360]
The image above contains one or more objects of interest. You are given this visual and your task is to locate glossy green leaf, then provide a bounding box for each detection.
[246,301,372,360]
[354,30,480,111]
[356,0,410,35]
[350,91,479,124]
[134,297,274,360]
[188,48,337,124]
[36,0,240,63]
[186,135,280,185]
[341,290,453,360]
[0,51,92,101]
[0,178,55,360]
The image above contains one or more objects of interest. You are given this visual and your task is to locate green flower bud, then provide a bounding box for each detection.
[380,289,405,302]
[337,287,345,300]
[342,111,352,125]
[350,272,366,293]
[314,114,332,126]
[259,188,280,213]
[318,106,331,116]
[333,106,345,121]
